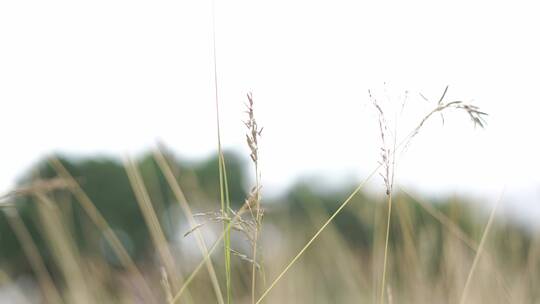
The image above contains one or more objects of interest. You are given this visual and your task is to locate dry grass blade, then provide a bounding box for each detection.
[34,191,94,304]
[153,147,225,304]
[400,186,511,302]
[124,156,183,296]
[48,157,155,302]
[399,187,478,251]
[3,207,64,304]
[459,188,505,304]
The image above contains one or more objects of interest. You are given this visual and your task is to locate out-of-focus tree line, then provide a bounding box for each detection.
[0,150,534,287]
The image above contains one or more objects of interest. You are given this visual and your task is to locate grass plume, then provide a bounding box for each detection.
[243,92,264,304]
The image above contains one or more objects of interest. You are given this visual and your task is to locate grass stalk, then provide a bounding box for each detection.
[400,187,479,250]
[251,165,261,304]
[3,207,64,304]
[34,191,94,304]
[379,194,393,304]
[255,168,378,304]
[458,189,504,304]
[48,157,155,302]
[153,147,225,304]
[400,186,511,301]
[124,156,184,296]
[220,153,233,304]
[243,92,263,304]
[210,0,232,301]
[170,203,250,304]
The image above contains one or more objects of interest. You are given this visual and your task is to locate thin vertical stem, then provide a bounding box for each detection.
[251,163,261,304]
[210,0,232,302]
[220,153,233,304]
[379,194,393,304]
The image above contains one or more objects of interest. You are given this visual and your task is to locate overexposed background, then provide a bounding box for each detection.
[1,1,539,224]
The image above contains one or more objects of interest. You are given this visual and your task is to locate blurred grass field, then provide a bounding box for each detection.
[0,146,538,303]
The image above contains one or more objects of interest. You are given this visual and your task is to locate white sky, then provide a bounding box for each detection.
[1,1,539,223]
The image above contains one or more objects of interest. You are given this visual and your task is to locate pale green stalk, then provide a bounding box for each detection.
[255,168,378,304]
[379,194,392,304]
[210,0,232,301]
[251,163,261,304]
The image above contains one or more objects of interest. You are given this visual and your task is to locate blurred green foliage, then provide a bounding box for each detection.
[0,150,533,284]
[0,151,246,269]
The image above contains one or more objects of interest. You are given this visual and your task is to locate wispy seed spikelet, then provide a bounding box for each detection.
[244,92,263,164]
[244,92,264,304]
[414,86,488,140]
[371,85,489,192]
[369,89,396,196]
